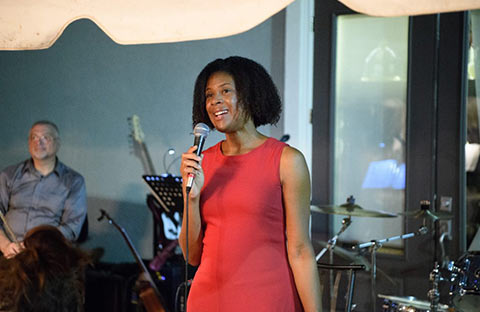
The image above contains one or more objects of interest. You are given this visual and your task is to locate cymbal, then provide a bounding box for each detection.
[398,209,453,221]
[315,240,371,270]
[378,294,450,311]
[311,204,397,218]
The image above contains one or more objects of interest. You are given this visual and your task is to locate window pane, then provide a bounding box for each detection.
[466,10,480,250]
[333,15,408,249]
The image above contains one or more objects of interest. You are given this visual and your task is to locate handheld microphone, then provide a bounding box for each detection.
[186,123,210,192]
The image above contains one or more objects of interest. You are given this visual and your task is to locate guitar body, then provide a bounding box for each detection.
[140,287,167,312]
[147,193,181,271]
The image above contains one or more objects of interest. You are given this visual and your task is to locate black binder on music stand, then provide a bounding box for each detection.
[143,174,183,254]
[143,174,183,215]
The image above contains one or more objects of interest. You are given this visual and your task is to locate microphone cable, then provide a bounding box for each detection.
[183,188,191,312]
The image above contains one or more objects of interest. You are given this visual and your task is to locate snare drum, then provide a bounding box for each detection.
[379,294,449,312]
[448,252,480,311]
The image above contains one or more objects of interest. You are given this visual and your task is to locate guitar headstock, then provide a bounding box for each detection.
[128,114,145,144]
[127,115,157,175]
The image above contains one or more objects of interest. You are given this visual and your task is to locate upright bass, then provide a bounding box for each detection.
[98,209,168,312]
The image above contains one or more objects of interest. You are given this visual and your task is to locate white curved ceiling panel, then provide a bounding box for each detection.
[338,0,480,17]
[1,0,480,51]
[0,0,294,50]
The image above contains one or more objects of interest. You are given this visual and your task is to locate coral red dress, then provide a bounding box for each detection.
[187,138,302,312]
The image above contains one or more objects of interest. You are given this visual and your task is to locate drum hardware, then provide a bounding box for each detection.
[401,200,452,274]
[378,262,451,312]
[447,252,480,311]
[378,294,450,312]
[316,240,371,270]
[315,214,353,311]
[312,195,399,312]
[398,200,453,221]
[316,216,352,262]
[354,226,429,312]
[428,262,442,312]
[439,232,452,269]
[311,195,398,218]
[317,263,366,312]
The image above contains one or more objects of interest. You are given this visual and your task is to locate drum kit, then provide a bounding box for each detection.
[312,196,479,312]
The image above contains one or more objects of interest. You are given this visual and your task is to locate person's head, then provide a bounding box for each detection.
[22,225,86,268]
[192,56,281,131]
[28,120,60,163]
[0,225,90,312]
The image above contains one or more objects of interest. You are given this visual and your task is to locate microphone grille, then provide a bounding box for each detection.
[193,123,210,137]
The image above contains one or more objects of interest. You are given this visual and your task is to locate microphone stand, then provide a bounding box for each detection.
[316,216,352,307]
[354,226,428,312]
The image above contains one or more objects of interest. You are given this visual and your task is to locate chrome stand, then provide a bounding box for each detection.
[316,216,352,311]
[370,241,379,312]
[316,216,352,262]
[354,226,428,311]
[428,262,441,312]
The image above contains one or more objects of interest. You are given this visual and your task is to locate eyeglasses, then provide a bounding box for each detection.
[29,134,56,143]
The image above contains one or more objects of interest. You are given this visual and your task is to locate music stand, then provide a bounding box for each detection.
[143,174,183,255]
[143,174,183,216]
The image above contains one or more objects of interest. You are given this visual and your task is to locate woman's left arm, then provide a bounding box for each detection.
[281,146,322,312]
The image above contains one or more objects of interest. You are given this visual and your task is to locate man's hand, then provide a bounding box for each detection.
[1,241,23,258]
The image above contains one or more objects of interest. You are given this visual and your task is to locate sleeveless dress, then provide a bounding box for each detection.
[187,137,303,312]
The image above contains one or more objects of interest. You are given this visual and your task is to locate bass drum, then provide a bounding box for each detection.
[449,252,480,312]
[379,294,449,312]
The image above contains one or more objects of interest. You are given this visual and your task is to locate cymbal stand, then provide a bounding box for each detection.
[370,241,379,312]
[354,226,428,312]
[428,262,441,312]
[315,216,352,310]
[316,216,352,262]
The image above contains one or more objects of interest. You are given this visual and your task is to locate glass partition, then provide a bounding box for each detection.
[333,15,408,250]
[466,10,480,251]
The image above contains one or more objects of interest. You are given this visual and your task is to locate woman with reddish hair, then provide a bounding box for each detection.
[0,225,90,312]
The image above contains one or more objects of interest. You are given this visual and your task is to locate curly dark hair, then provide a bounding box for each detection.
[0,225,90,312]
[192,56,282,129]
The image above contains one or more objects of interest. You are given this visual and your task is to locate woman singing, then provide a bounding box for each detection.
[180,56,322,312]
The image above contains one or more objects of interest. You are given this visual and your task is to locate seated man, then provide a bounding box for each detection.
[0,120,87,258]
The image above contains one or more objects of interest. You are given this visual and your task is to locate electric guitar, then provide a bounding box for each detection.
[128,115,180,271]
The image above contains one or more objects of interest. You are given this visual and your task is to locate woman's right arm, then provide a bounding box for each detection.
[178,145,204,266]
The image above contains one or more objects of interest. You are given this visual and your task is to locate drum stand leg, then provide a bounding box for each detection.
[315,217,352,311]
[428,262,441,312]
[369,241,380,312]
[345,269,357,312]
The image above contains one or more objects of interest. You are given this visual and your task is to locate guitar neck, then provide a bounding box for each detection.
[106,218,161,295]
[129,114,157,175]
[111,223,166,312]
[118,226,150,273]
[139,142,156,175]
